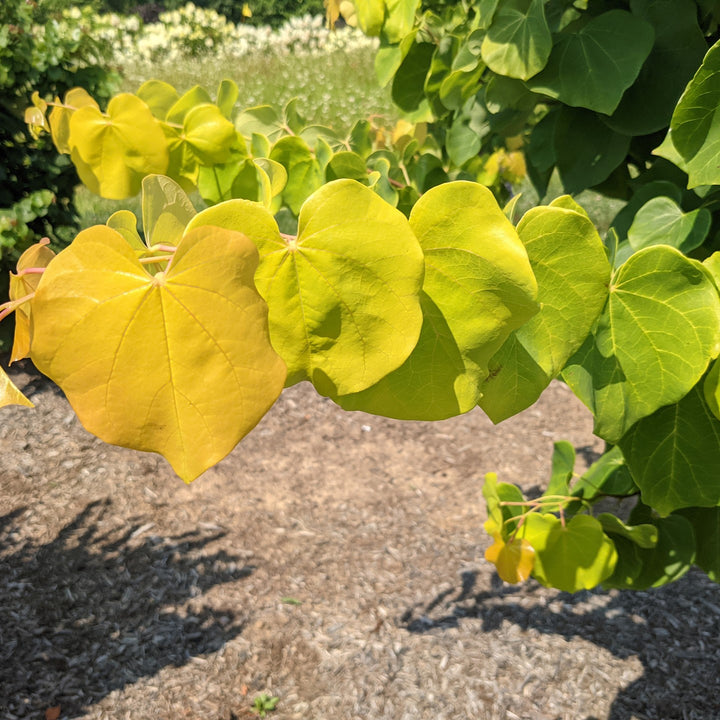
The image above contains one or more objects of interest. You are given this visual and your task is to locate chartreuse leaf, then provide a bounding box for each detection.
[107,210,144,251]
[326,151,368,183]
[184,195,282,257]
[166,85,212,124]
[666,39,720,187]
[216,79,239,119]
[677,507,720,581]
[483,472,526,539]
[563,246,720,444]
[0,367,33,409]
[69,93,169,199]
[521,513,617,591]
[9,239,56,364]
[604,0,706,136]
[187,181,424,396]
[619,383,720,515]
[142,175,196,248]
[527,10,654,115]
[479,199,610,422]
[481,0,552,81]
[269,136,324,215]
[30,225,286,482]
[165,104,237,186]
[136,79,180,120]
[627,197,711,256]
[48,87,99,154]
[353,0,385,35]
[334,182,538,420]
[383,0,420,43]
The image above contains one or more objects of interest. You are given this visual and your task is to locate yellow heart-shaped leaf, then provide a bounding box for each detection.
[69,93,169,198]
[30,224,286,481]
[9,239,56,363]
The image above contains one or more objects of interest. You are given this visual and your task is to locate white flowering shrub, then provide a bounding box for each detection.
[86,3,377,68]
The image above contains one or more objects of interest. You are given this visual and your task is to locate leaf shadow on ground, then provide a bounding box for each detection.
[400,569,720,720]
[0,500,253,719]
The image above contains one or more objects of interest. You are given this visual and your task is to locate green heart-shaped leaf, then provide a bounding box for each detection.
[563,246,720,443]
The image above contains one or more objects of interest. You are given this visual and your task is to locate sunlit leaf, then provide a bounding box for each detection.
[136,79,180,120]
[30,225,286,482]
[0,366,33,409]
[334,182,538,420]
[480,199,610,421]
[48,87,99,155]
[521,513,617,592]
[165,104,237,186]
[69,93,169,199]
[187,181,425,396]
[9,239,56,363]
[107,210,144,251]
[485,536,535,583]
[353,0,385,35]
[217,78,239,119]
[166,85,212,124]
[142,174,197,248]
[667,39,720,187]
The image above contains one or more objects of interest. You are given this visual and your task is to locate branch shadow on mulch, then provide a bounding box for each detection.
[0,500,253,719]
[400,570,720,720]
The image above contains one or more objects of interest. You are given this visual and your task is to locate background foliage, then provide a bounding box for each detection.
[0,0,119,270]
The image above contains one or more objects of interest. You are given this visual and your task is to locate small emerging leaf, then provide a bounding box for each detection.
[485,536,535,583]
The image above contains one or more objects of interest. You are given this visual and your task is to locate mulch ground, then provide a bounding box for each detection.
[1,359,719,720]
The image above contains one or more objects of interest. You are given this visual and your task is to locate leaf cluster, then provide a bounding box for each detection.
[11,0,720,594]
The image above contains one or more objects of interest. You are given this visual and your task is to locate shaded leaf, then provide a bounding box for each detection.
[481,0,552,80]
[627,196,711,256]
[620,383,720,514]
[527,10,654,115]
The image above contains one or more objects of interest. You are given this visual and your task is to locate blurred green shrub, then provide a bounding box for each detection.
[0,0,120,272]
